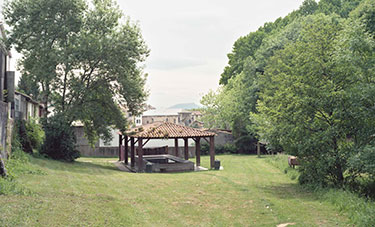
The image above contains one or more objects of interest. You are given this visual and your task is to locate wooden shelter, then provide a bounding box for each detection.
[118,122,216,172]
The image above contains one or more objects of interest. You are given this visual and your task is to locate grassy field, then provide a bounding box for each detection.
[0,155,353,226]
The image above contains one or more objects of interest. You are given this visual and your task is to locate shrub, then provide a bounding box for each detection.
[15,120,33,154]
[0,128,31,195]
[201,142,237,155]
[234,135,257,154]
[25,118,45,151]
[41,114,80,162]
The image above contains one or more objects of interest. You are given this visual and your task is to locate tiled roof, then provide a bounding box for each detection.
[126,122,215,138]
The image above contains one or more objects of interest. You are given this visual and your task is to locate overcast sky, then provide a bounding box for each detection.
[117,0,305,108]
[1,0,305,109]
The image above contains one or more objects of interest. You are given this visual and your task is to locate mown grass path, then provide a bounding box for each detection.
[0,155,349,226]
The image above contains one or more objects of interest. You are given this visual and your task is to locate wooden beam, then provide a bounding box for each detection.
[257,141,261,158]
[138,138,144,172]
[125,136,129,165]
[142,138,150,147]
[203,137,209,143]
[184,138,189,160]
[209,136,215,169]
[130,137,135,167]
[119,134,123,161]
[175,138,179,157]
[195,137,201,167]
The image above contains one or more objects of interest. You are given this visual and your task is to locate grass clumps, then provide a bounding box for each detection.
[321,189,375,227]
[265,154,299,180]
[0,125,45,195]
[265,154,375,227]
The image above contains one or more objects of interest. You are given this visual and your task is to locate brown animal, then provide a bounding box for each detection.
[288,156,299,168]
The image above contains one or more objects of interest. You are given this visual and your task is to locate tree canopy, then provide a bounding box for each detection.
[201,0,375,190]
[4,0,149,143]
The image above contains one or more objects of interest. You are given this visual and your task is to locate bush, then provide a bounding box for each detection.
[15,120,33,154]
[0,128,32,195]
[234,135,257,154]
[25,118,45,151]
[201,142,237,155]
[41,114,80,162]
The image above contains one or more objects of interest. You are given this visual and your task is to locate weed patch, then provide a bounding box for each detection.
[266,154,375,226]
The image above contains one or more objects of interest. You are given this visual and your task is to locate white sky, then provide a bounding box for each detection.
[1,0,305,109]
[117,0,305,108]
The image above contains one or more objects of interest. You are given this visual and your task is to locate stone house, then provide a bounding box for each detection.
[14,91,45,122]
[0,22,15,159]
[142,110,203,128]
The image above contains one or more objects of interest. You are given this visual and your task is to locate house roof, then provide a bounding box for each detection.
[124,122,215,139]
[15,91,43,106]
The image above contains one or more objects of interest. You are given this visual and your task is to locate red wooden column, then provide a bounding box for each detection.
[130,137,135,167]
[195,137,201,167]
[125,136,129,165]
[119,134,123,161]
[209,136,215,169]
[174,138,179,157]
[138,138,144,172]
[184,138,189,160]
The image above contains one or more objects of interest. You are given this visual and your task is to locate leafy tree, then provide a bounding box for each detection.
[17,74,40,100]
[299,0,318,16]
[4,0,149,146]
[200,89,231,130]
[350,0,375,36]
[318,0,362,18]
[220,31,265,85]
[255,12,375,186]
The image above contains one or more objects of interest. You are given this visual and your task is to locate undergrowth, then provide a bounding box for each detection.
[0,126,46,195]
[265,154,375,227]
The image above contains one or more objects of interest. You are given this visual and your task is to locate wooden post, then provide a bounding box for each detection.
[125,136,129,164]
[209,136,215,169]
[174,138,179,157]
[131,137,135,167]
[184,138,189,160]
[138,138,143,172]
[195,137,201,167]
[257,141,261,158]
[119,134,123,161]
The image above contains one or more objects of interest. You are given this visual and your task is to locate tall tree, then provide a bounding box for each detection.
[255,12,375,186]
[17,73,40,99]
[4,0,149,143]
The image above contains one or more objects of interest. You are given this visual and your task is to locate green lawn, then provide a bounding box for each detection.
[0,155,350,226]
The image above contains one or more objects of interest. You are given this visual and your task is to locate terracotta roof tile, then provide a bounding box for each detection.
[126,122,215,138]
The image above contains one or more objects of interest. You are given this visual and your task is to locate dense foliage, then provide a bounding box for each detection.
[4,0,149,145]
[201,0,375,189]
[41,114,79,162]
[25,118,45,151]
[0,123,44,195]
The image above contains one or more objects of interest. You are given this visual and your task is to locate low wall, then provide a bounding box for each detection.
[0,101,8,159]
[78,145,197,158]
[77,146,118,157]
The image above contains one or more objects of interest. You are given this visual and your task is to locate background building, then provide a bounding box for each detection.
[0,22,15,159]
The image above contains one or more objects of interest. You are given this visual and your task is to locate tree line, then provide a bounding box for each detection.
[201,0,375,190]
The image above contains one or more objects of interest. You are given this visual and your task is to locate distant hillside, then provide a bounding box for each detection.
[168,103,201,110]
